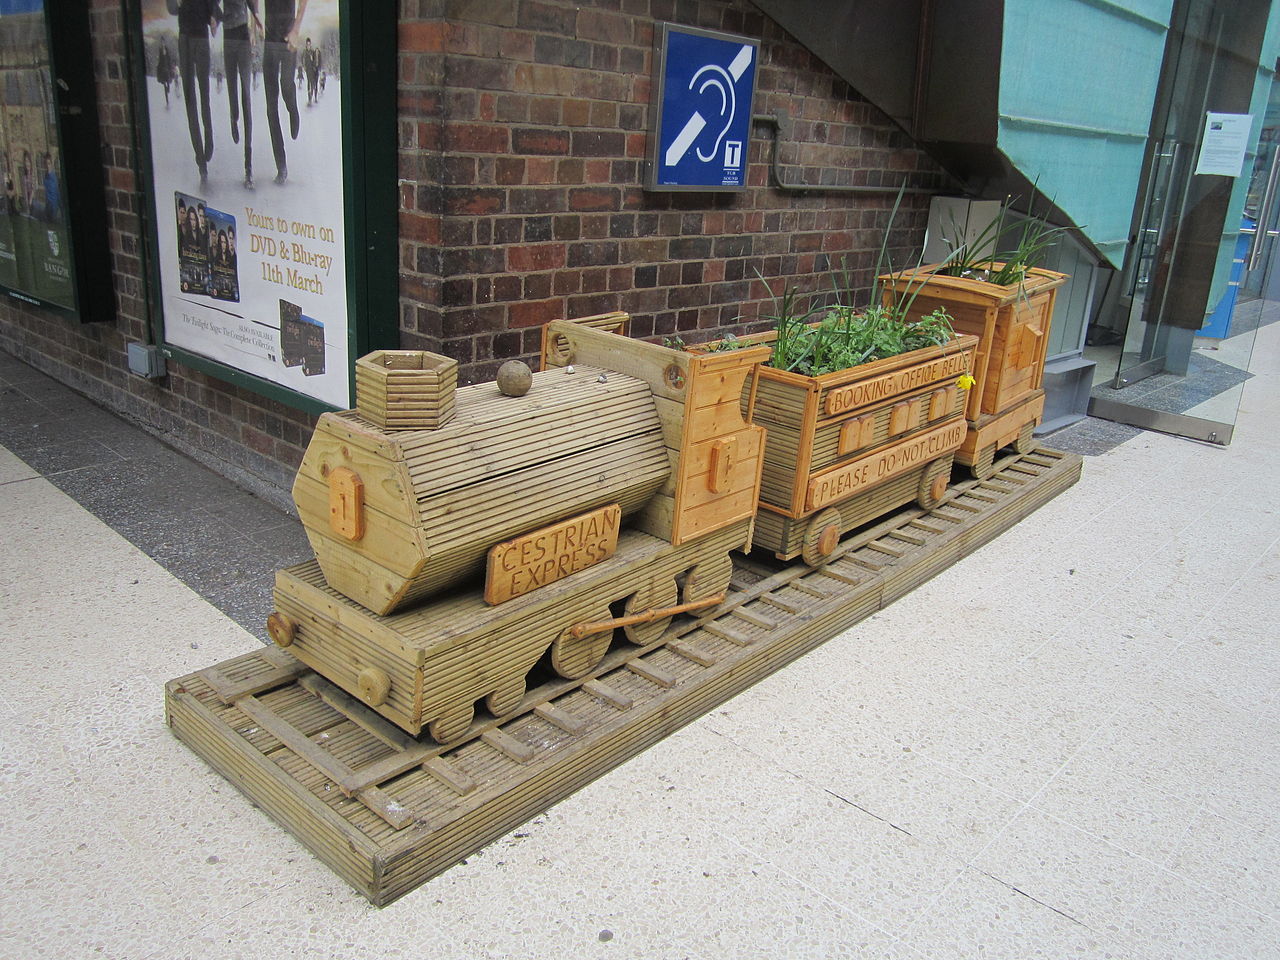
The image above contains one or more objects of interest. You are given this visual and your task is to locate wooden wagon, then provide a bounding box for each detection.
[881,265,1067,478]
[696,330,979,565]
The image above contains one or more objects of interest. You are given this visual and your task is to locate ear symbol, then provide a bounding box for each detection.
[689,64,736,163]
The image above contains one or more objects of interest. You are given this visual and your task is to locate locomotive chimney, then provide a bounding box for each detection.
[354,349,457,430]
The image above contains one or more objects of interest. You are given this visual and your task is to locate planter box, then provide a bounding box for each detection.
[881,265,1067,477]
[696,331,979,564]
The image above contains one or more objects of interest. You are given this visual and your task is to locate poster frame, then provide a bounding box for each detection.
[126,0,397,415]
[0,0,115,323]
[644,21,760,193]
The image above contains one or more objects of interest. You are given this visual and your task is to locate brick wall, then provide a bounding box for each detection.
[401,0,951,385]
[1,0,950,501]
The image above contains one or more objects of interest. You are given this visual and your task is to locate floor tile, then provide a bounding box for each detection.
[1164,810,1280,919]
[972,807,1161,933]
[903,867,1141,959]
[0,444,37,484]
[823,751,1025,863]
[1029,764,1201,865]
[1124,868,1280,960]
[13,435,126,476]
[1201,728,1280,835]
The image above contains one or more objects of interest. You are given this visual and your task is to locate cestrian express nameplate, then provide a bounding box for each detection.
[485,503,622,605]
[806,420,966,511]
[824,351,972,417]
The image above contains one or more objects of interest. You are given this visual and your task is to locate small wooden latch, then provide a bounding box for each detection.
[1013,323,1043,367]
[329,466,365,541]
[708,438,736,493]
[928,387,952,421]
[838,415,875,455]
[889,399,921,436]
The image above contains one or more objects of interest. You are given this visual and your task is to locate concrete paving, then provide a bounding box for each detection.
[1,325,1278,959]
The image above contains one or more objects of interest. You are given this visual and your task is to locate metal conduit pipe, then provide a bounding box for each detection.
[752,114,936,195]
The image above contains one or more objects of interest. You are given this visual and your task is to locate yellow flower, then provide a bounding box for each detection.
[957,373,976,390]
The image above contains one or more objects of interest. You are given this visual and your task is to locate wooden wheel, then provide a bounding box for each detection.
[428,702,475,745]
[550,609,613,679]
[801,507,844,567]
[543,331,572,367]
[968,443,997,480]
[681,553,733,604]
[266,611,296,647]
[1013,420,1037,455]
[357,667,391,708]
[916,460,951,510]
[622,578,679,647]
[484,675,526,718]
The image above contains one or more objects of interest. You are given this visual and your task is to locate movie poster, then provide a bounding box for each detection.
[0,0,75,310]
[140,0,348,407]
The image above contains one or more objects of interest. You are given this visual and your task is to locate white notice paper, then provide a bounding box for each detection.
[1195,112,1253,177]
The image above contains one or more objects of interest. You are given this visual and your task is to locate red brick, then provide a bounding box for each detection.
[526,158,556,183]
[571,130,625,157]
[563,99,591,126]
[556,159,585,185]
[507,243,566,272]
[399,21,444,52]
[508,298,566,329]
[576,9,631,43]
[401,213,442,244]
[446,188,506,216]
[568,188,619,212]
[495,157,526,184]
[445,123,509,153]
[512,128,569,155]
[0,0,950,492]
[529,97,562,124]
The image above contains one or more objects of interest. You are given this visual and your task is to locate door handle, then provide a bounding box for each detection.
[1248,147,1280,270]
[1129,140,1180,297]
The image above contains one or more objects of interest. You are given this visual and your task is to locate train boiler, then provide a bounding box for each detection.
[267,315,771,743]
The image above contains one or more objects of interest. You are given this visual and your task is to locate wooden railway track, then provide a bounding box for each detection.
[166,447,1081,905]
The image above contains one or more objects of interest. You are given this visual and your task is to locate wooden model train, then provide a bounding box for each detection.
[266,314,974,744]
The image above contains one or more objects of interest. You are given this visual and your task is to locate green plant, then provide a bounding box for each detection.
[739,186,959,377]
[699,331,749,352]
[934,192,1070,285]
[769,301,956,377]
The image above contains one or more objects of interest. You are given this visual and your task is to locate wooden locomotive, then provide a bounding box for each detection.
[267,314,769,743]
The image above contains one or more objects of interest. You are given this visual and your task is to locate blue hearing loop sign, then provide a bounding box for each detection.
[646,23,760,191]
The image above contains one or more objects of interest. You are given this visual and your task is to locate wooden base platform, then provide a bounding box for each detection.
[165,447,1082,906]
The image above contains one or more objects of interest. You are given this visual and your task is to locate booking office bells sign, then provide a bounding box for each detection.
[647,24,760,191]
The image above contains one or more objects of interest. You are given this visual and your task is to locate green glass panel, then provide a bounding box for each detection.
[999,0,1174,266]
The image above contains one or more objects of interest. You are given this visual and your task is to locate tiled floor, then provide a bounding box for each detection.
[0,359,311,641]
[2,332,1278,959]
[1080,296,1280,447]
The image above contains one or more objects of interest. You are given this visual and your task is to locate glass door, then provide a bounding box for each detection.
[1088,0,1275,444]
[1236,113,1280,327]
